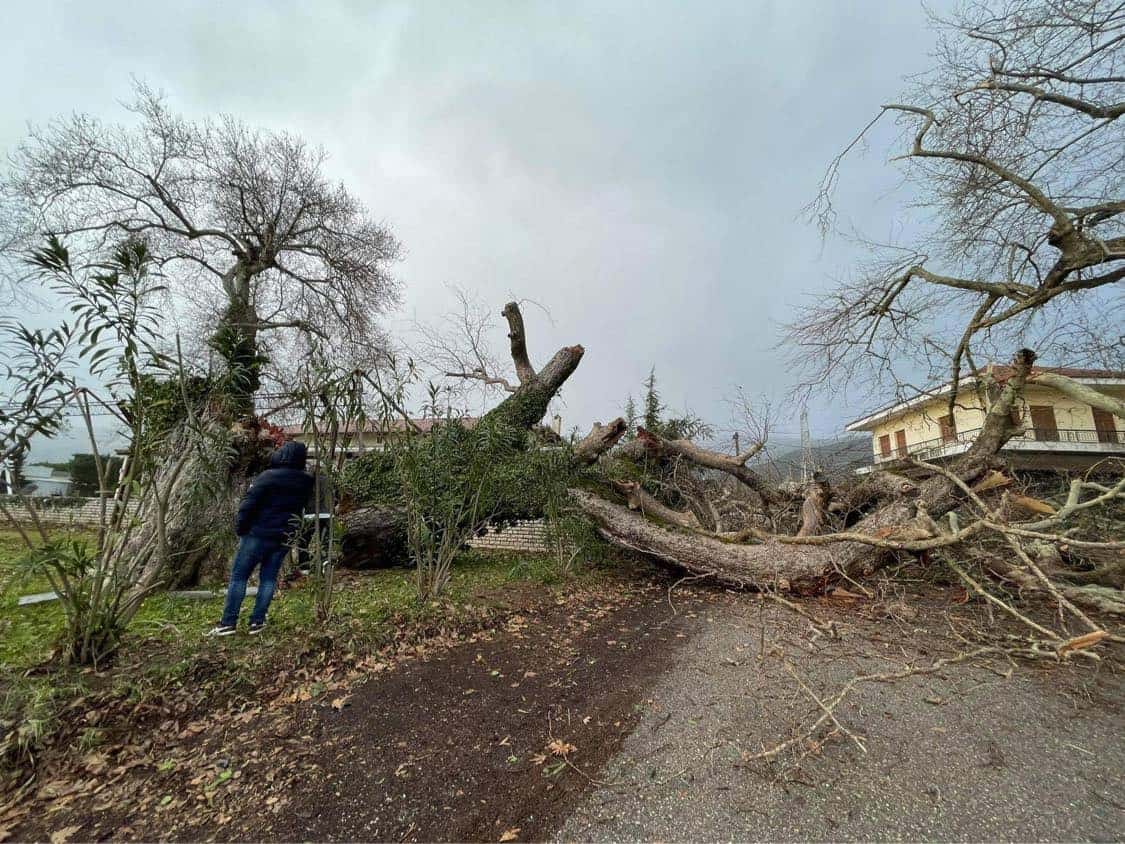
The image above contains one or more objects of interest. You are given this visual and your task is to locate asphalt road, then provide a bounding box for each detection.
[556,592,1125,842]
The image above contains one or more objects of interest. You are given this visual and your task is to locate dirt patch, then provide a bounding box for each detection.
[206,582,715,842]
[4,567,718,842]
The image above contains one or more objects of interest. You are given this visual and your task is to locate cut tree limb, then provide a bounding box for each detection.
[613,480,701,530]
[797,474,832,537]
[573,419,627,465]
[501,301,537,386]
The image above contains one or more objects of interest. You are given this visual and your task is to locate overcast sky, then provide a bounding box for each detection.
[1,0,949,463]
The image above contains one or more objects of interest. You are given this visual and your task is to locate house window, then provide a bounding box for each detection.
[1029,405,1059,441]
[938,414,957,443]
[879,434,891,458]
[894,429,908,457]
[1092,408,1119,444]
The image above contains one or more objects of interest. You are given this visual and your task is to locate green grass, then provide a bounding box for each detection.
[0,528,95,667]
[0,533,584,670]
[0,530,613,770]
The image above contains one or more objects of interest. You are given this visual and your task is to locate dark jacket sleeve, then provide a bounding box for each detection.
[235,477,268,536]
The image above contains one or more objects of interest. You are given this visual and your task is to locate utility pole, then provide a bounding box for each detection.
[800,405,813,484]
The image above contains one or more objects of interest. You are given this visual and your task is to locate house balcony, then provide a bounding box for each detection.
[854,427,1125,474]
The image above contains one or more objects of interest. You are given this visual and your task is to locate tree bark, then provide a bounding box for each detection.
[339,505,409,569]
[124,420,270,589]
[829,471,918,524]
[797,474,831,537]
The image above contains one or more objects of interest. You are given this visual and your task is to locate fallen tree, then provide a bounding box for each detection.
[574,350,1038,593]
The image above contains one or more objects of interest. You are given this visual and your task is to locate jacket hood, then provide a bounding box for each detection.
[270,440,308,470]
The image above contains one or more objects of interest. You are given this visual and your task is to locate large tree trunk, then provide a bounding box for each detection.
[577,350,1036,592]
[124,419,274,589]
[339,506,408,569]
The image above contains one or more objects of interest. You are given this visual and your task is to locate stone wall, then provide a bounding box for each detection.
[0,497,133,527]
[4,498,554,555]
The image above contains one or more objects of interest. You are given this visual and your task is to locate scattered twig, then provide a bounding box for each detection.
[667,571,714,615]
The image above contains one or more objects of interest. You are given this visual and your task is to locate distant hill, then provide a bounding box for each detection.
[759,436,871,482]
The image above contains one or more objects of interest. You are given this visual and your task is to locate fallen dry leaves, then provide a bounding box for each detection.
[547,739,576,757]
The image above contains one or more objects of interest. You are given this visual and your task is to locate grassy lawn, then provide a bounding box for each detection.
[0,528,609,769]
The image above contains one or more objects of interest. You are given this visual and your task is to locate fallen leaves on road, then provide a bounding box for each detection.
[48,825,82,844]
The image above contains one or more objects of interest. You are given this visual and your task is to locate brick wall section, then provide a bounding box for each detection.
[5,498,553,554]
[467,519,550,553]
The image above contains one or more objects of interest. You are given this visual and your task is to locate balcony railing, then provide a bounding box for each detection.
[874,426,1121,464]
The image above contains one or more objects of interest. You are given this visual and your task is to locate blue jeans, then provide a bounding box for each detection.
[220,535,289,626]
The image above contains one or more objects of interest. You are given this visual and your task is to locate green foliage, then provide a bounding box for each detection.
[68,453,123,497]
[341,421,574,528]
[395,413,551,597]
[642,367,662,431]
[340,389,583,599]
[631,367,712,441]
[481,383,553,431]
[339,449,402,506]
[623,395,638,441]
[208,301,269,413]
[652,413,713,441]
[0,236,187,667]
[14,537,130,666]
[133,373,212,442]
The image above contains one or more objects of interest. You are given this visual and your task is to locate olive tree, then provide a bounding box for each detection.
[3,83,401,414]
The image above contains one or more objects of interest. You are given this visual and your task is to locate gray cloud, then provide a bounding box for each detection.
[2,0,949,458]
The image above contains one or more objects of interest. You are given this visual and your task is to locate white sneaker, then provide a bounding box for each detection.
[206,624,237,637]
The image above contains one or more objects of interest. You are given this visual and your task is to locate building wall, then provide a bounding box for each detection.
[289,431,391,453]
[1016,385,1124,436]
[866,382,1125,458]
[868,390,988,457]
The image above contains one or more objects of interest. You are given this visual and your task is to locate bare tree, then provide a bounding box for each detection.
[792,0,1124,398]
[2,83,401,413]
[411,286,521,403]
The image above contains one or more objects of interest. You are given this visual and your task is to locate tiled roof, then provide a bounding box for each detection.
[281,416,479,436]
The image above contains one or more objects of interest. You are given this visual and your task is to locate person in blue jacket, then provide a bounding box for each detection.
[208,440,314,636]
